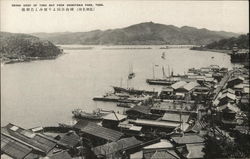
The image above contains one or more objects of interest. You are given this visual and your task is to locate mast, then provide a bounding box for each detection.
[162,66,166,78]
[152,64,155,79]
[120,77,123,87]
[168,65,170,77]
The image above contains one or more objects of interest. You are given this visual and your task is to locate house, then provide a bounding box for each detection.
[159,87,174,99]
[1,123,63,158]
[130,119,180,132]
[126,105,151,119]
[171,134,205,145]
[102,113,127,129]
[216,103,240,124]
[217,92,236,106]
[73,120,123,146]
[227,76,244,88]
[92,137,142,159]
[58,131,81,149]
[118,120,142,136]
[161,112,190,124]
[185,143,205,159]
[45,151,72,159]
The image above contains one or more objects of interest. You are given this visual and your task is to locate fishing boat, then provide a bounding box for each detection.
[72,109,104,120]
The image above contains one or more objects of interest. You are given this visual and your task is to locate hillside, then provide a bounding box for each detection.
[0,32,62,63]
[205,33,249,50]
[33,22,239,45]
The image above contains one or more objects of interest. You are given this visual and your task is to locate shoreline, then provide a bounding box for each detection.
[1,53,64,65]
[190,47,232,54]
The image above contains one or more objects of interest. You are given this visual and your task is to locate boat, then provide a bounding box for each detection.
[112,86,157,97]
[117,102,134,108]
[160,46,169,49]
[72,109,104,120]
[146,65,180,86]
[161,52,166,59]
[146,78,177,85]
[128,64,135,79]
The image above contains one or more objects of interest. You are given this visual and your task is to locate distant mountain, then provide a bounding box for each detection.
[0,32,62,62]
[33,22,239,45]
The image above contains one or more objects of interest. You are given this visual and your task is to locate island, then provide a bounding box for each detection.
[0,32,63,64]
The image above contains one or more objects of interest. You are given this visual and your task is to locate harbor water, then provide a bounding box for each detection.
[1,45,233,128]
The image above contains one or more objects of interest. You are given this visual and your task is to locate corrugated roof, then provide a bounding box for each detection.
[1,134,32,159]
[74,120,123,142]
[186,143,205,159]
[171,81,187,90]
[183,82,200,91]
[92,137,142,156]
[172,135,204,145]
[103,113,127,121]
[162,113,190,123]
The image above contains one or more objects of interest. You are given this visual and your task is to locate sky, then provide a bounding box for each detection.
[0,0,249,34]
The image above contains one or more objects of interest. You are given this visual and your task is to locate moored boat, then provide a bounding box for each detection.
[72,109,104,120]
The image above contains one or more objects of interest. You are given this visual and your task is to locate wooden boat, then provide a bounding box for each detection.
[117,102,134,108]
[112,86,157,96]
[128,64,135,79]
[72,109,104,120]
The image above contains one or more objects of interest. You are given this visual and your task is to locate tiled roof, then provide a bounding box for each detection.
[74,120,123,141]
[3,123,56,154]
[58,131,80,148]
[127,105,151,115]
[183,82,200,91]
[92,137,142,156]
[162,113,190,123]
[172,135,204,145]
[1,134,32,159]
[150,151,178,159]
[47,151,72,159]
[171,81,187,90]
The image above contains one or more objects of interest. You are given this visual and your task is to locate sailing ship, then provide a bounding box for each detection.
[128,64,135,79]
[146,65,179,85]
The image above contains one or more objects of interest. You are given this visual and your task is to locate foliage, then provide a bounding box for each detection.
[205,33,249,50]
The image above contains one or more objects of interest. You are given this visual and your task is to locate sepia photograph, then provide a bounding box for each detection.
[0,0,249,158]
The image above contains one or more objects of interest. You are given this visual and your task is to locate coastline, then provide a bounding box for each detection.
[1,53,64,65]
[190,47,232,54]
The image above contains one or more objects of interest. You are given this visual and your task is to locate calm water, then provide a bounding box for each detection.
[1,46,233,128]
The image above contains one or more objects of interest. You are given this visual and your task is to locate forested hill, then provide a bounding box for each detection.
[205,33,249,50]
[33,22,239,45]
[0,32,62,62]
